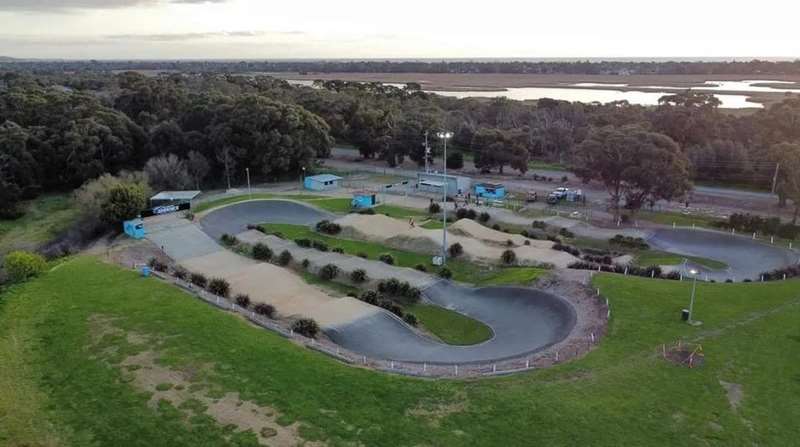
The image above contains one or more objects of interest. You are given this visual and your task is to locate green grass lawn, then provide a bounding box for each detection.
[193,193,330,213]
[407,304,493,345]
[259,223,483,284]
[634,250,729,270]
[299,271,361,297]
[0,194,80,255]
[472,267,548,286]
[2,258,800,446]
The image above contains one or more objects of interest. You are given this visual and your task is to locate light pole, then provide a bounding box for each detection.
[245,167,252,200]
[437,131,453,264]
[687,268,698,323]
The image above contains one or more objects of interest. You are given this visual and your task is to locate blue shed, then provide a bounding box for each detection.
[475,183,506,200]
[123,218,146,239]
[352,192,378,209]
[304,174,342,191]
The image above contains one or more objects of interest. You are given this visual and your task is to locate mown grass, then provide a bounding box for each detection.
[0,194,80,255]
[408,304,493,345]
[259,223,483,283]
[193,193,329,213]
[1,258,800,446]
[472,267,548,286]
[634,250,729,270]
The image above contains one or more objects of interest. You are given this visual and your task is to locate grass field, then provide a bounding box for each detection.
[634,250,729,270]
[408,304,493,345]
[2,257,799,446]
[0,194,80,255]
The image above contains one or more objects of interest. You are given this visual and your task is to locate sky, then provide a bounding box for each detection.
[0,0,798,60]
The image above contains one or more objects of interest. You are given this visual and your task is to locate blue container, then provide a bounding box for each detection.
[141,266,150,277]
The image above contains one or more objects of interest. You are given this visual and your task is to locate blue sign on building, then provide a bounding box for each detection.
[475,183,506,200]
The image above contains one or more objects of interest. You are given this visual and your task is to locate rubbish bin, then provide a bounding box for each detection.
[141,266,150,278]
[681,309,689,321]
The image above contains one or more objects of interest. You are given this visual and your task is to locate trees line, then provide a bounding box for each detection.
[1,70,800,223]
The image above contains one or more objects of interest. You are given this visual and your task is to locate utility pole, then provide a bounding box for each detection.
[246,167,252,199]
[771,162,781,195]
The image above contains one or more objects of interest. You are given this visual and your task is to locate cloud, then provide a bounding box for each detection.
[0,0,228,12]
[104,30,305,42]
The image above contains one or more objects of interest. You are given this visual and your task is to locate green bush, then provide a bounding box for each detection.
[301,258,310,269]
[403,313,418,326]
[378,253,395,265]
[414,264,428,272]
[101,183,147,225]
[277,250,293,266]
[220,233,239,246]
[428,202,441,214]
[332,247,345,254]
[254,303,276,318]
[438,267,453,279]
[172,267,188,280]
[294,238,312,248]
[147,257,168,272]
[319,264,340,280]
[360,290,379,305]
[350,269,368,283]
[208,278,231,297]
[3,251,47,283]
[501,249,517,265]
[311,240,329,252]
[190,272,207,288]
[479,212,491,223]
[235,294,251,308]
[448,242,464,258]
[356,252,369,259]
[252,243,273,261]
[292,318,320,338]
[315,220,342,235]
[378,299,405,318]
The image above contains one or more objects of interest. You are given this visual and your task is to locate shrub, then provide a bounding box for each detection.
[294,238,312,248]
[315,220,342,235]
[292,318,320,338]
[208,278,230,297]
[506,239,514,247]
[190,272,208,288]
[378,299,405,318]
[319,264,340,280]
[501,249,517,265]
[479,212,491,223]
[524,240,531,246]
[184,211,195,221]
[553,243,581,257]
[356,252,369,259]
[456,208,468,220]
[252,243,273,261]
[446,151,464,170]
[466,209,477,220]
[448,242,464,258]
[3,251,47,283]
[235,294,251,308]
[438,267,453,279]
[220,233,238,246]
[559,227,575,238]
[609,234,650,250]
[277,250,292,266]
[403,313,419,326]
[359,207,376,215]
[532,220,547,229]
[172,267,188,280]
[332,247,344,254]
[147,257,168,272]
[350,269,368,283]
[254,303,276,318]
[379,253,395,265]
[360,290,379,305]
[101,182,148,225]
[311,240,329,252]
[428,202,441,214]
[378,278,402,295]
[301,258,310,269]
[414,264,428,272]
[492,224,501,231]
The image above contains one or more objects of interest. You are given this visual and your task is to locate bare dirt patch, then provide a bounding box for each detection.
[87,314,325,446]
[407,393,468,429]
[719,380,744,411]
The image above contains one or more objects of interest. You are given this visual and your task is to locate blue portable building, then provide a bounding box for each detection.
[123,218,146,239]
[304,174,342,191]
[475,182,506,200]
[351,191,378,209]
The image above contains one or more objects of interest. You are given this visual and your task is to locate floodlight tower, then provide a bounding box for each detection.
[687,268,699,323]
[437,131,453,264]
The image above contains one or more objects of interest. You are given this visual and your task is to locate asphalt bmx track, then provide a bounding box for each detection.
[199,199,577,364]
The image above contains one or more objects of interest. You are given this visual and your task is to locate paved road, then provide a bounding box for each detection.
[327,282,576,364]
[200,199,334,241]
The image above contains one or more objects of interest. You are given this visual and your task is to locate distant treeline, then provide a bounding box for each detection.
[2,59,800,76]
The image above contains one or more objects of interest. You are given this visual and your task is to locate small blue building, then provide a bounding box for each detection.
[475,182,506,200]
[123,218,146,239]
[304,174,342,191]
[352,191,378,209]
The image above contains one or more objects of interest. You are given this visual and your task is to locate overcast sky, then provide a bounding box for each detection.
[0,0,798,59]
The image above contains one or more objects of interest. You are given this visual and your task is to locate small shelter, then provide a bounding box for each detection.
[304,174,342,191]
[352,191,378,209]
[475,182,506,200]
[416,172,472,196]
[149,190,201,208]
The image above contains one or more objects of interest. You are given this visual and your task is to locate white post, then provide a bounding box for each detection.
[607,309,611,318]
[624,266,628,275]
[692,223,696,230]
[246,167,251,199]
[454,365,458,375]
[591,333,595,343]
[688,275,697,323]
[753,232,757,239]
[673,222,676,229]
[555,351,559,362]
[596,288,600,296]
[391,361,394,370]
[492,364,496,373]
[423,363,427,373]
[771,236,774,244]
